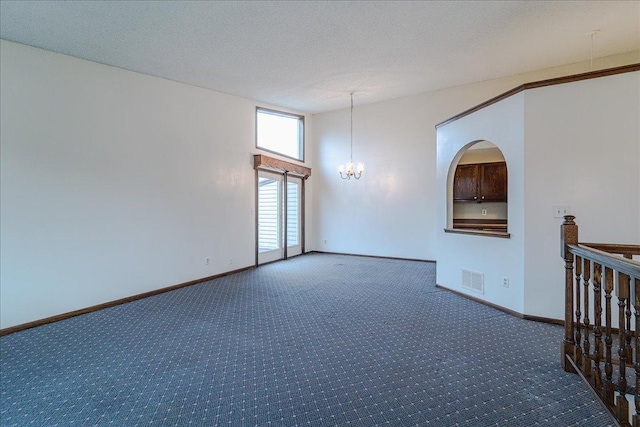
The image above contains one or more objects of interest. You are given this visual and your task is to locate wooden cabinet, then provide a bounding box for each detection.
[479,162,507,202]
[452,164,478,201]
[453,161,507,202]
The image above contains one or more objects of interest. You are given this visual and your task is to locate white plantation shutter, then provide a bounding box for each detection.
[287,181,299,246]
[258,178,279,252]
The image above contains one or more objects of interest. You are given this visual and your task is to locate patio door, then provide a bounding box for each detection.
[257,171,303,265]
[286,176,302,258]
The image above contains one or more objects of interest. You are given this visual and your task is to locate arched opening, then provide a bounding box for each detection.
[447,141,508,235]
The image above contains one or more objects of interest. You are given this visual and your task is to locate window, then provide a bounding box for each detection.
[256,108,304,161]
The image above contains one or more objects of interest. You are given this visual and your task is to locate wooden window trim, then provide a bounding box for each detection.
[444,228,510,239]
[253,154,311,178]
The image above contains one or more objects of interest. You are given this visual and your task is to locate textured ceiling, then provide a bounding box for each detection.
[1,1,638,113]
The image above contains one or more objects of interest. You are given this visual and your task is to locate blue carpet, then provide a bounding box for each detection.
[1,253,614,426]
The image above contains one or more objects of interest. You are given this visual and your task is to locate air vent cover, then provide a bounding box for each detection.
[462,269,484,294]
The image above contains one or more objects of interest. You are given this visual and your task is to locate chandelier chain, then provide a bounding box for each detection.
[587,29,599,72]
[350,92,354,162]
[590,32,593,71]
[338,91,363,180]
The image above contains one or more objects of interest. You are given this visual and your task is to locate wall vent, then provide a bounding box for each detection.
[462,269,484,294]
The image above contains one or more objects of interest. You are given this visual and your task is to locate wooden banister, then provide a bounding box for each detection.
[561,215,640,426]
[569,244,640,277]
[580,243,640,260]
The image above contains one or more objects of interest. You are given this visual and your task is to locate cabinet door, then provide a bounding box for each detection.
[453,164,479,201]
[479,162,507,202]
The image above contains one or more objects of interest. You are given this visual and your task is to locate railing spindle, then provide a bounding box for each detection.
[604,267,614,406]
[593,263,603,394]
[633,277,640,427]
[561,215,578,371]
[617,271,630,423]
[627,286,634,363]
[583,259,592,379]
[574,255,583,369]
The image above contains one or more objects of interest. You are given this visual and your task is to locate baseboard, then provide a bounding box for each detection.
[309,250,436,264]
[3,261,565,337]
[522,314,565,326]
[435,284,564,326]
[0,265,255,337]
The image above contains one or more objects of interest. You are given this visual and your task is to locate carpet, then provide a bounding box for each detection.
[0,253,614,426]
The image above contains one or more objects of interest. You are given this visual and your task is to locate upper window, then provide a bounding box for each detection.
[256,108,304,161]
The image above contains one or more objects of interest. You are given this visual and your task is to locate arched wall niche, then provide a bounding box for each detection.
[446,140,508,234]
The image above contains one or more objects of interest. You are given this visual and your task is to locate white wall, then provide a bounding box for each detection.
[2,39,636,328]
[0,41,313,329]
[458,147,505,164]
[312,95,437,259]
[523,72,640,318]
[311,51,638,261]
[436,94,526,313]
[435,71,639,321]
[453,203,507,220]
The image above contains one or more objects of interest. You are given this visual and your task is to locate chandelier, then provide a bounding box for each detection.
[338,92,364,180]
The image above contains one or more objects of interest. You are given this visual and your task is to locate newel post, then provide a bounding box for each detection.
[561,215,578,371]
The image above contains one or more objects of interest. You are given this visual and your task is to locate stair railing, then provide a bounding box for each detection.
[561,215,640,426]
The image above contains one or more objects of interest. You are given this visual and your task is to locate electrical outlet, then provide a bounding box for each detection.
[481,209,487,216]
[324,239,327,244]
[502,277,509,288]
[553,206,572,218]
[206,257,210,265]
[229,258,233,265]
